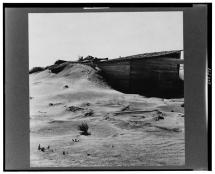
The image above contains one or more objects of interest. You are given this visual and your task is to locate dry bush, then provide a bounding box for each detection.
[29,67,44,74]
[78,122,91,136]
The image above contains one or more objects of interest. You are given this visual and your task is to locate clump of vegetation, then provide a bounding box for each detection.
[67,106,83,112]
[154,115,164,121]
[78,56,84,62]
[84,110,94,117]
[78,122,91,136]
[54,59,66,65]
[38,144,52,152]
[29,67,44,74]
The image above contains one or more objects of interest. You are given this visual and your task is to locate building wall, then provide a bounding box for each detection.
[130,58,183,97]
[98,55,183,97]
[98,61,130,92]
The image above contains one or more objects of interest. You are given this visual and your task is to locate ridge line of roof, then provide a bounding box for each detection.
[105,49,183,62]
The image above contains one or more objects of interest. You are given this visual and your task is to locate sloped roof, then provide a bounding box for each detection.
[104,50,183,63]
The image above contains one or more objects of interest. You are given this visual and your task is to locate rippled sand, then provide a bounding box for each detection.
[30,63,184,167]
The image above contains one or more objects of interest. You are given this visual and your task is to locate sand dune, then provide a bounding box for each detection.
[30,63,184,167]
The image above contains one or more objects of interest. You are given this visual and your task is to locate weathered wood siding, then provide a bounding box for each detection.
[130,58,183,96]
[98,62,130,92]
[97,55,184,97]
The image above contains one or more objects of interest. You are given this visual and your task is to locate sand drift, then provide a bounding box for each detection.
[30,62,184,167]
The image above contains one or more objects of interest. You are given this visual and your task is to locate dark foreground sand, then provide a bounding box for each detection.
[30,63,184,167]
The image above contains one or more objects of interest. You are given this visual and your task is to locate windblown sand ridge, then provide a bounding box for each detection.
[30,62,184,167]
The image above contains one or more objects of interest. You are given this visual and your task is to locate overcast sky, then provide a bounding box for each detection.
[29,12,183,69]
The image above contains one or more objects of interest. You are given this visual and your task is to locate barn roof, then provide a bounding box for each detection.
[103,50,183,63]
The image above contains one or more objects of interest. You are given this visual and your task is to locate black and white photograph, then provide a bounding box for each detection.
[29,12,185,167]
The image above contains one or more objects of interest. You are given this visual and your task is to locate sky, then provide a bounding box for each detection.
[29,12,183,69]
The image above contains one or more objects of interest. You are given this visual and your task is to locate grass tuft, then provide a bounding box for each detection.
[78,122,91,136]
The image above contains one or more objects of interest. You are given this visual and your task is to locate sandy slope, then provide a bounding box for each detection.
[30,63,184,167]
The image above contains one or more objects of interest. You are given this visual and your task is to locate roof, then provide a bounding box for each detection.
[101,50,183,63]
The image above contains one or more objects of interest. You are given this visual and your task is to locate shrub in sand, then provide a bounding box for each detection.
[29,67,44,74]
[78,122,91,136]
[84,110,94,117]
[54,59,66,65]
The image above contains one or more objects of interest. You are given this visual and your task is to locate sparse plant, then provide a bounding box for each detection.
[29,67,44,74]
[84,110,94,117]
[78,122,91,136]
[54,59,66,65]
[78,56,84,62]
[67,106,83,112]
[41,147,45,152]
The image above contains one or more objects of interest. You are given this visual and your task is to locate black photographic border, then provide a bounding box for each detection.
[3,3,212,171]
